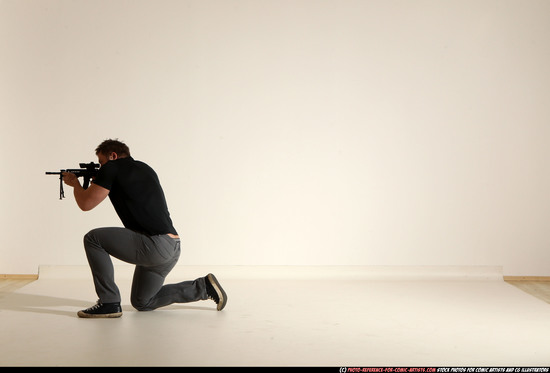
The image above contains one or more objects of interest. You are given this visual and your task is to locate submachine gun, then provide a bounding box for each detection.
[45,162,100,200]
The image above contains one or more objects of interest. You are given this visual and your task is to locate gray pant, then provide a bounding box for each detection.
[83,227,208,310]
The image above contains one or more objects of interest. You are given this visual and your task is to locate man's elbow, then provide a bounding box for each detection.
[77,199,97,211]
[78,204,92,212]
[74,185,108,211]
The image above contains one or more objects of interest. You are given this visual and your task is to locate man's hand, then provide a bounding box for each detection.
[62,172,80,188]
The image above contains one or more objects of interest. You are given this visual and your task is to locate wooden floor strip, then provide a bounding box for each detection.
[0,274,39,280]
[503,276,550,282]
[505,281,550,304]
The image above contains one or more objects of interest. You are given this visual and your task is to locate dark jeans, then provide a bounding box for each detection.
[83,227,208,310]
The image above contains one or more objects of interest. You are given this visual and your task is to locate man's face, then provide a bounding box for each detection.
[97,152,111,166]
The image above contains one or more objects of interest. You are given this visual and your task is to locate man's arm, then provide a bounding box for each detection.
[62,172,110,211]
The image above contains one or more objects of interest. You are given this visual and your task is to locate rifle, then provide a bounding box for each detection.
[45,162,100,200]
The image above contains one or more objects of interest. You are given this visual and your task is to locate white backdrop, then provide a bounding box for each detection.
[2,0,549,275]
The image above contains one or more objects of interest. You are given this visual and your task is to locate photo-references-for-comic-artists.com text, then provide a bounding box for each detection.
[339,368,549,373]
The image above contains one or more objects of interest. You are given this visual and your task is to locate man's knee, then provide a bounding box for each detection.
[83,228,112,251]
[83,228,100,246]
[131,296,153,312]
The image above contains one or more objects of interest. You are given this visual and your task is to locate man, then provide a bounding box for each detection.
[62,139,227,318]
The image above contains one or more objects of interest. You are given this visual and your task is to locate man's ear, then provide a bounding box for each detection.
[109,152,118,161]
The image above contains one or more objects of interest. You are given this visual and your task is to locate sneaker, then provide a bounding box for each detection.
[205,273,227,311]
[77,301,123,318]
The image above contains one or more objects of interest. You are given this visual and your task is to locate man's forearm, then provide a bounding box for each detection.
[73,183,110,211]
[72,183,89,211]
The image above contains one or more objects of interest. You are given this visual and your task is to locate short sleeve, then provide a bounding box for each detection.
[92,161,117,191]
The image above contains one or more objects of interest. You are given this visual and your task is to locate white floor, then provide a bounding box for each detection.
[1,265,550,367]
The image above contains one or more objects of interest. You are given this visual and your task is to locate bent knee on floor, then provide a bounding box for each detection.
[131,297,154,312]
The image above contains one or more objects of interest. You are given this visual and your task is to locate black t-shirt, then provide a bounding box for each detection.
[93,157,178,236]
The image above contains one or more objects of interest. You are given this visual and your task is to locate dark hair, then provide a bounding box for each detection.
[95,139,131,157]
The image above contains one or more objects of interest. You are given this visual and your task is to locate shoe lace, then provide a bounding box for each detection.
[205,275,221,304]
[86,301,103,312]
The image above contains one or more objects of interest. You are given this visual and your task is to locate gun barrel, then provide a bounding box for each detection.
[45,169,97,175]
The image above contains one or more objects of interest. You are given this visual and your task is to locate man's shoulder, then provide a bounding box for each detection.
[109,157,140,169]
[130,159,156,173]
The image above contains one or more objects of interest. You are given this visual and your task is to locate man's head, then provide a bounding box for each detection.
[95,139,131,165]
